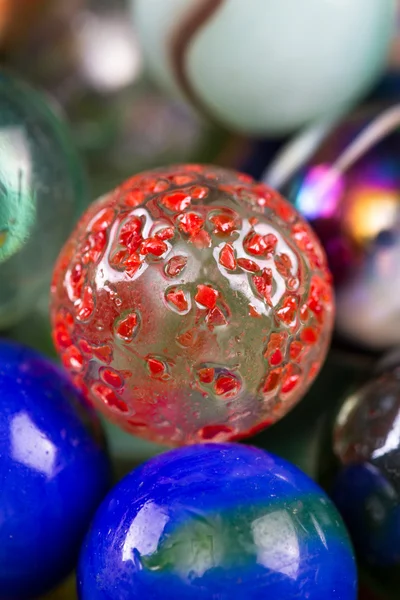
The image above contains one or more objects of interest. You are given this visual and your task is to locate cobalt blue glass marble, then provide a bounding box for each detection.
[0,340,111,600]
[328,362,400,591]
[78,443,357,600]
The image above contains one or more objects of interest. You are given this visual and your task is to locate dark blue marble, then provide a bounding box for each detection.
[0,341,111,599]
[332,464,400,568]
[78,443,357,600]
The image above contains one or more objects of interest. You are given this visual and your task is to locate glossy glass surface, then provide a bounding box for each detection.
[265,104,400,350]
[78,443,357,600]
[0,71,86,329]
[0,341,111,599]
[330,365,400,575]
[51,164,334,445]
[132,0,394,135]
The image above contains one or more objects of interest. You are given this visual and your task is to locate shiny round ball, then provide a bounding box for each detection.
[131,0,394,136]
[265,104,400,350]
[0,340,111,600]
[50,164,334,446]
[78,443,357,600]
[330,363,400,577]
[0,71,86,329]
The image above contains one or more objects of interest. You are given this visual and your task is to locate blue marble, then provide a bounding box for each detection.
[332,464,400,568]
[78,443,357,600]
[0,341,111,599]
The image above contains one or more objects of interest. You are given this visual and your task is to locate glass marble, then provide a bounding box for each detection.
[0,340,111,599]
[50,164,334,446]
[78,443,357,600]
[317,356,400,595]
[330,363,400,570]
[0,71,87,329]
[265,103,400,350]
[132,0,394,136]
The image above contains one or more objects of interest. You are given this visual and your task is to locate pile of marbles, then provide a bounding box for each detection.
[1,1,400,599]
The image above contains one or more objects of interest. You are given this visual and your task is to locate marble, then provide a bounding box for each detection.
[132,0,395,135]
[78,443,357,600]
[330,363,400,575]
[265,103,400,350]
[50,164,334,445]
[0,71,86,329]
[0,340,111,599]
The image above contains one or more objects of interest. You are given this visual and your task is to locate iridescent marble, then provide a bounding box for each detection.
[0,340,111,599]
[50,164,334,445]
[328,360,400,591]
[0,71,86,329]
[132,0,394,135]
[265,104,400,350]
[78,443,357,600]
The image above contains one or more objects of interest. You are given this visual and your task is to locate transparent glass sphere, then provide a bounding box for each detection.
[0,72,87,329]
[51,164,334,445]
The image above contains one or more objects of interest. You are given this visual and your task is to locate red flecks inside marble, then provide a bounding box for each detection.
[51,164,334,446]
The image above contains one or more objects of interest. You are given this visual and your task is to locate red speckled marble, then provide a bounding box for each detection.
[51,164,334,445]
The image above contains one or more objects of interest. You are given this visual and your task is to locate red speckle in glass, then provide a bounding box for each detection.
[91,382,129,412]
[219,244,236,271]
[178,212,204,236]
[214,373,241,398]
[198,424,234,440]
[253,269,273,304]
[237,258,259,273]
[165,255,187,277]
[62,345,84,372]
[206,306,228,326]
[100,368,124,389]
[76,286,94,322]
[198,367,215,384]
[166,289,189,313]
[161,190,191,212]
[210,213,238,235]
[140,237,168,257]
[156,227,175,241]
[195,284,219,309]
[115,312,139,341]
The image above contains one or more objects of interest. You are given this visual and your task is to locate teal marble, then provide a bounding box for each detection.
[0,71,87,329]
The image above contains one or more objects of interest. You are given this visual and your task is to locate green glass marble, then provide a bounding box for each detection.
[0,71,87,329]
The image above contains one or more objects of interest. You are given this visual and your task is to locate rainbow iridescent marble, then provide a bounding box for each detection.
[265,104,400,350]
[327,360,400,591]
[78,443,357,600]
[50,164,334,446]
[0,71,86,329]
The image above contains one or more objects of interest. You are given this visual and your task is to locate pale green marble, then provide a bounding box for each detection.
[133,0,395,135]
